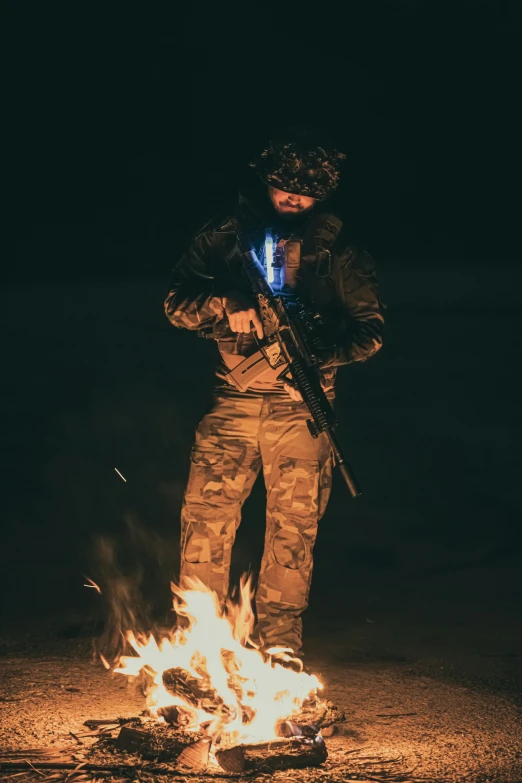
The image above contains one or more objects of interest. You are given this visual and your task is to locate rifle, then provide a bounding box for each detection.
[226,228,362,499]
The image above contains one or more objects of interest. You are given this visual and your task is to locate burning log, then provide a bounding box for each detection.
[162,666,231,717]
[285,698,345,735]
[215,735,327,773]
[156,704,198,727]
[115,723,210,770]
[161,666,259,726]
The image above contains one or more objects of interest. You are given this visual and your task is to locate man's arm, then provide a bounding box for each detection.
[164,228,263,338]
[164,230,227,331]
[320,248,385,368]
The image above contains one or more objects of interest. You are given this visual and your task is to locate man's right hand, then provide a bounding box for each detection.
[222,291,264,339]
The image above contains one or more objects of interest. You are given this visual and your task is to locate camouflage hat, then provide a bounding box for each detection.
[250,127,346,201]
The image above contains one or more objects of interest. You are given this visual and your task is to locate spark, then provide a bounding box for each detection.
[84,577,102,594]
[114,467,127,482]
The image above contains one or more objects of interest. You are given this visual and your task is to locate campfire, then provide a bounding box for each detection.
[106,577,342,773]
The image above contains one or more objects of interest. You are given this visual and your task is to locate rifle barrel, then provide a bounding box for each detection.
[326,429,362,498]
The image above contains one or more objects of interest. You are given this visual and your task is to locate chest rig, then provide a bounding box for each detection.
[199,212,344,353]
[262,211,344,294]
[224,213,343,391]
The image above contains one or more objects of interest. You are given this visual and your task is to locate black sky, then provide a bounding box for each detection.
[2,1,522,628]
[4,1,521,282]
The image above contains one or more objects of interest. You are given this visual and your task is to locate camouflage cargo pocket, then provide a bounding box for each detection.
[185,447,224,503]
[182,448,224,565]
[182,445,252,567]
[273,456,320,516]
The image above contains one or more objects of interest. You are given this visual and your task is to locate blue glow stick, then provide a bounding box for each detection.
[265,228,274,284]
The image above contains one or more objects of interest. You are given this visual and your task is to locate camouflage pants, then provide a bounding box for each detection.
[180,386,333,653]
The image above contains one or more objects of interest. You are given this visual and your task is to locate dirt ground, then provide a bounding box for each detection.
[1,622,521,783]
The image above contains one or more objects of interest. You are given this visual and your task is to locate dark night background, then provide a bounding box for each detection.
[1,0,521,672]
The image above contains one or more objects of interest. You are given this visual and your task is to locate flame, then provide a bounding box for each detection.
[113,576,321,746]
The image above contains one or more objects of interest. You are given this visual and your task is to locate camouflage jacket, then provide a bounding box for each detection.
[164,206,385,386]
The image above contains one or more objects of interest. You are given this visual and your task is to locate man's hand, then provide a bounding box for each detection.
[222,291,264,339]
[282,372,330,402]
[283,383,303,402]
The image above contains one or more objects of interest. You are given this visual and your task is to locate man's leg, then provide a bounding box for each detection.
[255,395,333,655]
[180,389,262,607]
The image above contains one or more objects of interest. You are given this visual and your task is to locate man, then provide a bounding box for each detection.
[164,128,384,658]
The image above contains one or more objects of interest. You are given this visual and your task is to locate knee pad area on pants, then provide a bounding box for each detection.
[272,528,306,569]
[258,526,311,609]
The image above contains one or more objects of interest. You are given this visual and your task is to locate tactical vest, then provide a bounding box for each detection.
[199,211,349,357]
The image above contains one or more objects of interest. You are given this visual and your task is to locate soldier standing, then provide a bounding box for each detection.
[165,128,385,659]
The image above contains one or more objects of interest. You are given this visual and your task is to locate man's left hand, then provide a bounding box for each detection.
[283,383,303,402]
[283,371,331,402]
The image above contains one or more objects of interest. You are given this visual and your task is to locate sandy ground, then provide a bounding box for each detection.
[0,631,521,783]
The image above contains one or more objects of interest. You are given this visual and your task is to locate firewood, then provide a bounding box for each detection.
[162,667,232,717]
[176,737,211,770]
[115,726,150,752]
[288,698,345,731]
[115,721,209,764]
[216,735,327,773]
[83,718,136,728]
[161,666,259,726]
[156,705,193,726]
[276,720,319,738]
[215,744,246,772]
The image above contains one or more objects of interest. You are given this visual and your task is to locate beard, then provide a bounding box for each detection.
[274,202,314,220]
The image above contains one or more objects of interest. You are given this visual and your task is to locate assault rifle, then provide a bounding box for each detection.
[226,228,362,498]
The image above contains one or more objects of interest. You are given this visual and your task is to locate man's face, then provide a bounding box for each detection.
[268,186,317,217]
